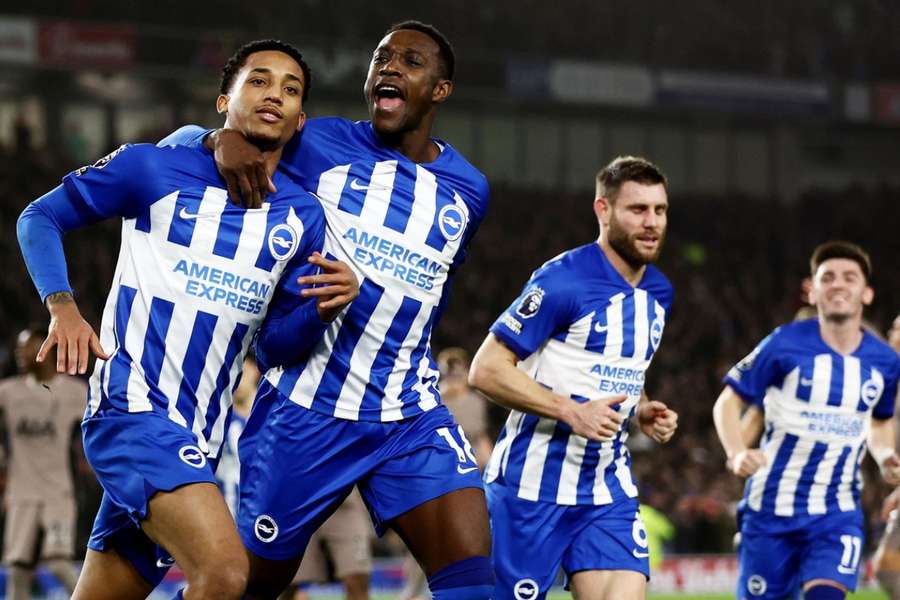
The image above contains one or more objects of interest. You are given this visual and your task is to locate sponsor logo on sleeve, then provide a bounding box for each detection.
[74,144,127,176]
[515,287,544,319]
[500,313,523,335]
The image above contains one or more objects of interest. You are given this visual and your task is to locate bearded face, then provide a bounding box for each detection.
[601,181,668,270]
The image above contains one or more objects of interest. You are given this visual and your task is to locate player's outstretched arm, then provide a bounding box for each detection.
[469,334,625,441]
[713,386,766,477]
[636,392,678,443]
[869,417,900,486]
[17,188,110,374]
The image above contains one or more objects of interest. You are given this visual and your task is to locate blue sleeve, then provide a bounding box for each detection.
[17,186,97,302]
[723,328,784,407]
[254,204,329,370]
[489,267,576,360]
[873,356,900,420]
[18,144,160,302]
[157,125,211,150]
[62,144,159,219]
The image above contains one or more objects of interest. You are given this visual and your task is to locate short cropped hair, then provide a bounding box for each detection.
[220,39,311,102]
[810,241,872,282]
[386,20,455,80]
[595,156,667,202]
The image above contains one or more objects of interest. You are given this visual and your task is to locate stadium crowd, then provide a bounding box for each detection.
[20,0,900,80]
[1,134,899,560]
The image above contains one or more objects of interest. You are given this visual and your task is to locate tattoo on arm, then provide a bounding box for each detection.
[45,291,74,307]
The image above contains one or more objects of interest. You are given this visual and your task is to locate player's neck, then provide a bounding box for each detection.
[376,121,440,163]
[818,315,864,355]
[598,239,646,287]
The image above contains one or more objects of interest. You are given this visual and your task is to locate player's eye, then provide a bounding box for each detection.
[285,86,299,95]
[406,54,423,66]
[249,78,266,86]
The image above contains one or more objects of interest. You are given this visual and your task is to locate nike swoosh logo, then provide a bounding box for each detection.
[632,550,649,558]
[594,322,608,334]
[350,179,370,192]
[837,566,856,574]
[179,207,200,220]
[800,378,814,386]
[156,557,176,568]
[457,465,479,475]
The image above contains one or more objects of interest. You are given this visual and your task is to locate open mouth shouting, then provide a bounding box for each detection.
[373,82,406,112]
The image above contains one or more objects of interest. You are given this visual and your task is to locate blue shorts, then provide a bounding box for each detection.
[486,482,649,600]
[83,409,219,586]
[237,380,484,560]
[738,510,864,598]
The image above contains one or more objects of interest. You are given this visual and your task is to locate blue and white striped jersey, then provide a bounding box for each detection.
[485,243,673,505]
[725,319,900,524]
[258,117,490,422]
[65,144,325,458]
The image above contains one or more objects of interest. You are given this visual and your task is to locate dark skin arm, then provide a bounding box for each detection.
[300,253,359,322]
[206,129,275,209]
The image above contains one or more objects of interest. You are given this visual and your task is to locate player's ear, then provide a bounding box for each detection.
[296,111,307,133]
[431,78,453,104]
[863,285,874,306]
[216,94,229,115]
[593,196,611,225]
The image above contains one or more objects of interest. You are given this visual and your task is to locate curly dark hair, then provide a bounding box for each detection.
[219,39,311,102]
[385,20,455,80]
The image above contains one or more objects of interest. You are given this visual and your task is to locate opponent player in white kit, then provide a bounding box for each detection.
[0,329,85,599]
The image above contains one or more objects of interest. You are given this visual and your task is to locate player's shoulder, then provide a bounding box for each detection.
[0,375,26,395]
[303,116,357,140]
[74,142,207,177]
[754,319,814,355]
[433,138,489,201]
[528,245,595,290]
[860,330,900,372]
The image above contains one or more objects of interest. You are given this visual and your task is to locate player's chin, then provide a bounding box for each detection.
[371,111,407,135]
[247,126,289,148]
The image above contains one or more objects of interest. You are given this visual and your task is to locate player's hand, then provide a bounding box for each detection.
[881,487,900,521]
[728,448,766,478]
[879,453,900,486]
[43,293,109,375]
[211,129,276,209]
[565,395,626,442]
[297,253,360,322]
[637,400,678,443]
